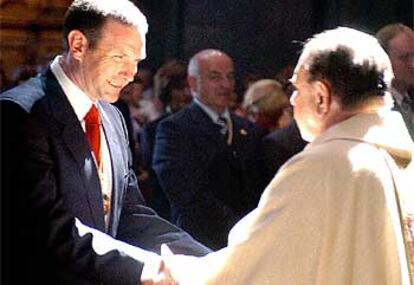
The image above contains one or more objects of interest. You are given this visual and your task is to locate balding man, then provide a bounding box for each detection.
[377,24,414,140]
[153,49,264,250]
[163,27,414,285]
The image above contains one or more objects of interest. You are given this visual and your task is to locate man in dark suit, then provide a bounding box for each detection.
[260,120,307,185]
[153,49,264,250]
[141,59,192,221]
[0,1,209,285]
[376,24,414,141]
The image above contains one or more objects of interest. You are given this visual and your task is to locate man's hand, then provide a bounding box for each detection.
[140,245,178,285]
[141,262,177,285]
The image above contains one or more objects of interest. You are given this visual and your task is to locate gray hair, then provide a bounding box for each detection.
[296,27,394,109]
[188,49,231,77]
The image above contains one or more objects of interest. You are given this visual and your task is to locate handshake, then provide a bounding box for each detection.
[75,218,200,285]
[142,244,211,285]
[141,244,179,285]
[141,243,210,285]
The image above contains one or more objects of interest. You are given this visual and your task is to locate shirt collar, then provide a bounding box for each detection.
[193,98,230,123]
[50,55,95,121]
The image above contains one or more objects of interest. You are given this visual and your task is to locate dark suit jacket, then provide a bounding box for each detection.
[260,120,308,185]
[0,69,210,285]
[391,88,414,141]
[153,102,264,250]
[140,113,173,221]
[112,99,139,173]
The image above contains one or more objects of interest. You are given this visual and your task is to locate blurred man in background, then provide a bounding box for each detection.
[377,23,414,140]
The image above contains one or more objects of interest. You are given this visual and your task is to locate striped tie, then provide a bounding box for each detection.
[217,116,228,135]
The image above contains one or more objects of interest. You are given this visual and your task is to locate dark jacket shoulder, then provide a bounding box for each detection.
[0,75,45,113]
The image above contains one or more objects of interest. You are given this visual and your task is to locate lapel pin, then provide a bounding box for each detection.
[240,129,248,136]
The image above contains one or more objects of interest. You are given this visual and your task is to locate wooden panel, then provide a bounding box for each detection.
[0,0,70,82]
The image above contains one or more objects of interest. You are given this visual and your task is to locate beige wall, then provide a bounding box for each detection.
[0,0,70,81]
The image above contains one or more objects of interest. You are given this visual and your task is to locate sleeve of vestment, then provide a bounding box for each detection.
[164,152,328,285]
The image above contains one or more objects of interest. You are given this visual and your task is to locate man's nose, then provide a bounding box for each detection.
[122,62,138,82]
[221,77,234,90]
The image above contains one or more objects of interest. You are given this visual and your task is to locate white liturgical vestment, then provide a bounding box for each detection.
[167,110,414,285]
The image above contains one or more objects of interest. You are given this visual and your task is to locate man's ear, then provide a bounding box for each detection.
[314,80,332,116]
[67,30,89,61]
[187,75,198,94]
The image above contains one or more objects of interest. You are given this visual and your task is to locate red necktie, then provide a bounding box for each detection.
[84,105,101,167]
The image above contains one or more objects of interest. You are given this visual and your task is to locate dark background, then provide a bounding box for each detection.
[135,0,412,91]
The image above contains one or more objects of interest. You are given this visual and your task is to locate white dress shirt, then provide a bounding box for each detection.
[51,56,113,228]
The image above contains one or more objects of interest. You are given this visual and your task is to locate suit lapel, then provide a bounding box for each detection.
[189,104,241,168]
[189,103,228,147]
[44,69,105,229]
[97,103,123,234]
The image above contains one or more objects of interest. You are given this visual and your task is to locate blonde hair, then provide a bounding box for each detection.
[243,79,290,117]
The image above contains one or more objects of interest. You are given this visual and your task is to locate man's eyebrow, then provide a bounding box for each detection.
[208,70,234,76]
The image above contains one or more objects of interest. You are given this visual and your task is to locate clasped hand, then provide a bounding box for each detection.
[141,244,178,285]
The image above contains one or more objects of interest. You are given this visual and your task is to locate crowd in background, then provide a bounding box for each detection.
[1,22,413,227]
[0,0,412,282]
[101,59,300,223]
[1,48,307,251]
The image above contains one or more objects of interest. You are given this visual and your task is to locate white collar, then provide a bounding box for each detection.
[193,98,230,123]
[50,55,95,121]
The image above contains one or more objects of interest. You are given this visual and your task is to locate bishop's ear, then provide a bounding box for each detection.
[67,30,89,61]
[314,79,332,116]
